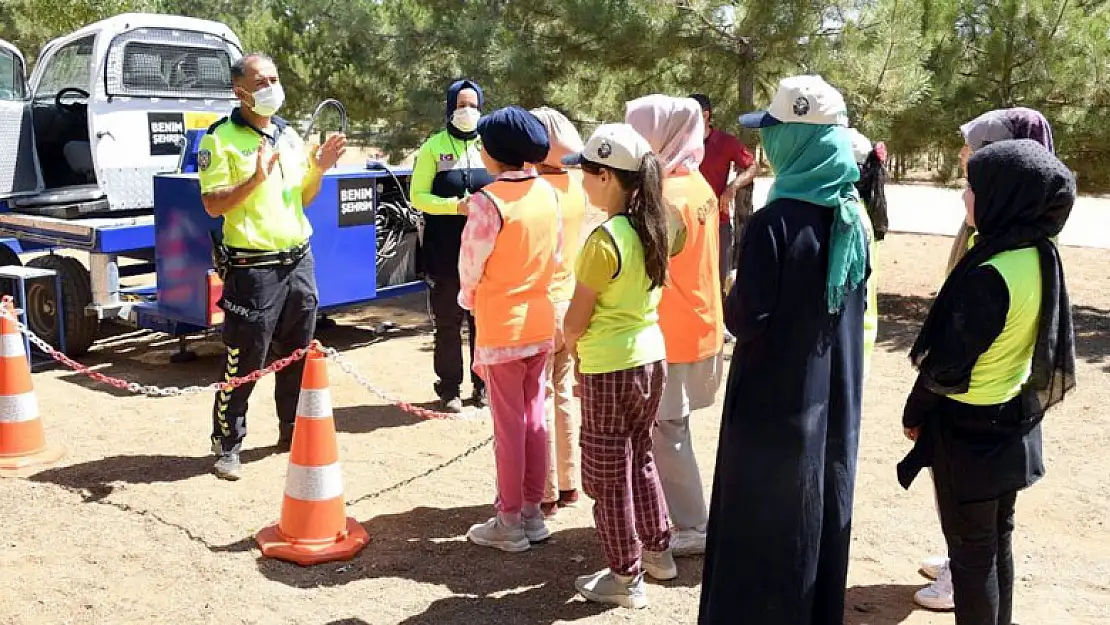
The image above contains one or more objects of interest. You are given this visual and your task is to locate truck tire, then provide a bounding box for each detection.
[26,254,98,356]
[0,245,21,268]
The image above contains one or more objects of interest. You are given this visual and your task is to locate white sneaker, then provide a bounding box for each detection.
[466,517,530,553]
[670,528,707,556]
[920,555,949,580]
[575,569,647,609]
[522,514,551,543]
[642,549,678,581]
[914,563,955,611]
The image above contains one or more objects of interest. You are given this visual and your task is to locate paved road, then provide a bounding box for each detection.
[751,178,1110,249]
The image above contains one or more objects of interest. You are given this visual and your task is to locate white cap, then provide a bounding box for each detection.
[739,75,849,128]
[846,128,873,164]
[562,123,652,172]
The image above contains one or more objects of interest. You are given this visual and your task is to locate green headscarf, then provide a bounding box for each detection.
[762,123,868,313]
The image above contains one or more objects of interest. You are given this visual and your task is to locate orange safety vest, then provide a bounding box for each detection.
[544,169,588,303]
[658,172,724,363]
[474,176,559,348]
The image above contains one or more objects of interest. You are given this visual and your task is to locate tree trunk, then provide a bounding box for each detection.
[737,38,758,145]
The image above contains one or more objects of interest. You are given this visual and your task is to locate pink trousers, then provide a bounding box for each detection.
[479,352,550,521]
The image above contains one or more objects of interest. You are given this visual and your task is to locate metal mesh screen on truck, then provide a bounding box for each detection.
[105,28,239,100]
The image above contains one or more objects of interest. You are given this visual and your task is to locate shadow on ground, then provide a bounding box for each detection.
[844,584,926,624]
[212,504,702,624]
[877,293,1110,372]
[28,446,280,497]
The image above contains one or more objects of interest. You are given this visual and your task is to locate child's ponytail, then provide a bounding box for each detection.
[616,153,669,289]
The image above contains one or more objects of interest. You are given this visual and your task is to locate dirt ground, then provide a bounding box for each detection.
[0,232,1107,625]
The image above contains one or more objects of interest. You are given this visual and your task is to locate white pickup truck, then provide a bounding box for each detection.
[0,13,243,218]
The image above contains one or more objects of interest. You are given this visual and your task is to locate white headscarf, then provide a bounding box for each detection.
[530,107,585,169]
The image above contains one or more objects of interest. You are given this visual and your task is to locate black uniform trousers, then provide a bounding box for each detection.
[421,214,483,401]
[211,250,318,454]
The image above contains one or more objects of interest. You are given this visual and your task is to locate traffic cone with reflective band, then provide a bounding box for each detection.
[256,342,368,565]
[0,300,64,477]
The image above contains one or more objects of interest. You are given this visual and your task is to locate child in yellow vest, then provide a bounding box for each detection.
[530,107,588,516]
[458,107,561,553]
[562,124,678,609]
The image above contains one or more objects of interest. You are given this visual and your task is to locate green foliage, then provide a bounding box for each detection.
[3,0,1110,189]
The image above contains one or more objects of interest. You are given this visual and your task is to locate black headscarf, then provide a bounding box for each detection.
[445,79,484,141]
[910,139,1076,424]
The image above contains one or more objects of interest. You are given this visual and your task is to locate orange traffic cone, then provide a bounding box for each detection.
[256,342,368,565]
[0,300,64,477]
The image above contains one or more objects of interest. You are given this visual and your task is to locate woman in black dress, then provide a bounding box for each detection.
[699,75,870,625]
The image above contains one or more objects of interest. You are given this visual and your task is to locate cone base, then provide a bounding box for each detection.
[0,442,65,478]
[256,517,369,566]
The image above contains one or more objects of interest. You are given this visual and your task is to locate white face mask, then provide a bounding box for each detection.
[451,106,481,133]
[249,83,285,117]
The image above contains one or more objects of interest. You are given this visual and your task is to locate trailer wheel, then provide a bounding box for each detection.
[26,255,98,356]
[0,245,21,268]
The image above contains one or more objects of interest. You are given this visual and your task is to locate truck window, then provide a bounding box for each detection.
[0,50,25,100]
[106,29,238,100]
[35,35,95,99]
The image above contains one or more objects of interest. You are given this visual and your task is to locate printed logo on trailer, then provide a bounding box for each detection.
[338,178,377,228]
[148,112,187,156]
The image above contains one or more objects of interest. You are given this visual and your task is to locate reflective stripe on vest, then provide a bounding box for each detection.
[473,177,559,348]
[949,247,1042,406]
[544,170,588,303]
[657,172,724,363]
[576,216,666,375]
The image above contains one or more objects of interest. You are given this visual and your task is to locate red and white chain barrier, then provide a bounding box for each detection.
[0,298,478,420]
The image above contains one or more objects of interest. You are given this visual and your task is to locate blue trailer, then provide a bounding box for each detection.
[0,148,424,360]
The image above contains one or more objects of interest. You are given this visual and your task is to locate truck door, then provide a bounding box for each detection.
[90,27,239,211]
[0,40,44,200]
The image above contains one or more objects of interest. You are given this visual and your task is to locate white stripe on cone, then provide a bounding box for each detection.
[283,462,344,501]
[0,334,26,358]
[295,389,332,420]
[0,391,38,423]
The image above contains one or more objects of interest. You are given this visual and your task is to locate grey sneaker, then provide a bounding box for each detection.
[575,569,647,609]
[523,514,551,543]
[466,517,530,553]
[670,528,707,556]
[642,549,678,581]
[441,396,464,414]
[213,453,242,481]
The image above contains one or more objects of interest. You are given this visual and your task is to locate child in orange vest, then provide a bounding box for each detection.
[458,106,561,553]
[562,124,678,608]
[530,106,588,517]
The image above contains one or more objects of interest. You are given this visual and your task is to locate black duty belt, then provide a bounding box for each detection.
[225,240,310,268]
[210,232,310,279]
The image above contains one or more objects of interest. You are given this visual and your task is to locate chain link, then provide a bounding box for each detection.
[0,297,307,397]
[322,346,482,421]
[345,434,493,507]
[0,297,485,422]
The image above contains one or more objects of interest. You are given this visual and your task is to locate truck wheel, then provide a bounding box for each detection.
[0,245,21,267]
[26,255,98,356]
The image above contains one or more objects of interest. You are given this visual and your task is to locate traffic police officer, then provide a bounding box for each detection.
[410,80,495,412]
[198,53,346,480]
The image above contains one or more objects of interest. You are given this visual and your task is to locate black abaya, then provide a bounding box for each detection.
[699,198,867,625]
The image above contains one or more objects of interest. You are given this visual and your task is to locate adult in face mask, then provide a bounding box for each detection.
[198,53,347,480]
[410,80,495,413]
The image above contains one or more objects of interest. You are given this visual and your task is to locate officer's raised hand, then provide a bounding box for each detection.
[311,133,348,171]
[256,138,280,181]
